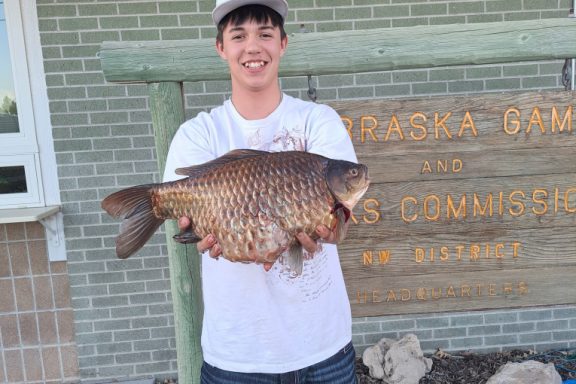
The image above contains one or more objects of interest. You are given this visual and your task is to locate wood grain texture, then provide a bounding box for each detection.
[332,91,576,316]
[148,83,202,382]
[100,19,576,83]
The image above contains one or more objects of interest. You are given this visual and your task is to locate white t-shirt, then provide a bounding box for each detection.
[164,94,357,373]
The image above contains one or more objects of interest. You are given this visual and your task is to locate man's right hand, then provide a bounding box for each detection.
[178,217,222,258]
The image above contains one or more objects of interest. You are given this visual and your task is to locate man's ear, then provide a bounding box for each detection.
[215,40,226,59]
[280,36,288,57]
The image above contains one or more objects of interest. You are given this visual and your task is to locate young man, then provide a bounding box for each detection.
[163,1,358,382]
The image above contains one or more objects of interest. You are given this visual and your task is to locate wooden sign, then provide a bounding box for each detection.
[329,91,576,317]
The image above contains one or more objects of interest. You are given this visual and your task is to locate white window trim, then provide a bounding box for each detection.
[1,0,66,261]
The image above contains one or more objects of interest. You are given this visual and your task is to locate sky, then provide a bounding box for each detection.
[0,0,16,102]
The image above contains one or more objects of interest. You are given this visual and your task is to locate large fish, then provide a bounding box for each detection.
[102,149,370,275]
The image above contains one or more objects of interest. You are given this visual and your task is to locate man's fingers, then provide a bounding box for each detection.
[178,216,191,230]
[209,243,222,259]
[196,234,216,253]
[315,225,335,243]
[296,232,318,254]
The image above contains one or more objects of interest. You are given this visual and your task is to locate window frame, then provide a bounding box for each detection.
[1,0,66,261]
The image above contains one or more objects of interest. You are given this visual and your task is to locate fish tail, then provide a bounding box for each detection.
[101,185,164,259]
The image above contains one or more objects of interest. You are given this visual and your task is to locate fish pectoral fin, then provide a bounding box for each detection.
[288,244,304,276]
[334,206,350,243]
[175,149,270,177]
[172,228,202,244]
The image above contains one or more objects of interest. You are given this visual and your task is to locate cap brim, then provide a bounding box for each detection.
[212,0,288,25]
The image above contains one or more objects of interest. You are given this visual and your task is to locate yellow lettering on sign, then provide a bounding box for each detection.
[458,111,478,137]
[410,112,427,140]
[360,116,379,143]
[384,114,405,141]
[527,107,545,134]
[552,105,572,133]
[447,194,466,219]
[363,198,381,224]
[434,112,453,139]
[504,107,521,134]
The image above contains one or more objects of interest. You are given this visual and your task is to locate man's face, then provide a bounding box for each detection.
[216,18,287,94]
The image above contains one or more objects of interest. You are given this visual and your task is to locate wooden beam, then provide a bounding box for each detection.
[148,82,203,383]
[101,18,576,83]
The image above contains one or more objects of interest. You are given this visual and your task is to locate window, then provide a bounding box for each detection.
[0,0,65,260]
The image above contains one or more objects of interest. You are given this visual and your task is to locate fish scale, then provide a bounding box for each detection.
[102,150,369,275]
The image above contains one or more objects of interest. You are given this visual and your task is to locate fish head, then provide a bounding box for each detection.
[325,159,370,210]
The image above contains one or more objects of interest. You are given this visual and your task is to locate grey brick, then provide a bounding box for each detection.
[392,18,428,28]
[484,313,518,324]
[335,7,372,19]
[486,0,522,12]
[135,362,171,374]
[132,316,168,329]
[364,332,398,345]
[411,3,447,16]
[520,332,552,343]
[116,352,151,364]
[553,330,576,341]
[161,28,200,40]
[99,16,139,29]
[94,319,131,332]
[60,17,98,31]
[152,349,177,361]
[450,337,483,349]
[111,305,148,319]
[416,317,450,328]
[297,9,334,22]
[134,339,170,351]
[503,323,534,334]
[413,82,447,95]
[130,293,166,305]
[115,329,151,342]
[448,80,484,93]
[519,310,553,321]
[338,86,374,99]
[140,15,178,28]
[435,327,466,338]
[151,327,176,339]
[449,1,484,14]
[37,5,77,17]
[420,339,449,352]
[118,2,158,15]
[95,365,133,378]
[96,342,133,355]
[92,296,129,308]
[465,319,500,333]
[42,32,81,46]
[485,334,518,345]
[536,320,568,331]
[467,14,503,23]
[373,5,409,18]
[121,30,161,41]
[159,1,196,13]
[381,320,416,332]
[554,308,576,319]
[79,3,118,16]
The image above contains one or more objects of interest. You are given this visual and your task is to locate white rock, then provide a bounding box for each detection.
[486,360,562,384]
[362,333,433,384]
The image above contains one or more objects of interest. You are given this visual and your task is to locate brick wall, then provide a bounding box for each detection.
[36,0,576,381]
[0,223,79,383]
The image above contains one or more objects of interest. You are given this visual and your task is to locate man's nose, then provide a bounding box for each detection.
[245,36,261,53]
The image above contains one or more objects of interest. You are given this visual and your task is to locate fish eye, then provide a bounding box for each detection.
[350,168,358,176]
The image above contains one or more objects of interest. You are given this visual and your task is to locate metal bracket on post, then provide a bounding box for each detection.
[566,4,576,90]
[307,75,317,103]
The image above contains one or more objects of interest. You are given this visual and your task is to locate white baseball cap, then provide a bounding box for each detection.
[212,0,288,25]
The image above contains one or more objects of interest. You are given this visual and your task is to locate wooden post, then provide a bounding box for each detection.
[148,82,203,383]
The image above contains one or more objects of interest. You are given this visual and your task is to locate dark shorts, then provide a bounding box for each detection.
[200,341,357,384]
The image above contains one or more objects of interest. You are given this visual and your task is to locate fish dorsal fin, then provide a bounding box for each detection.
[175,149,269,177]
